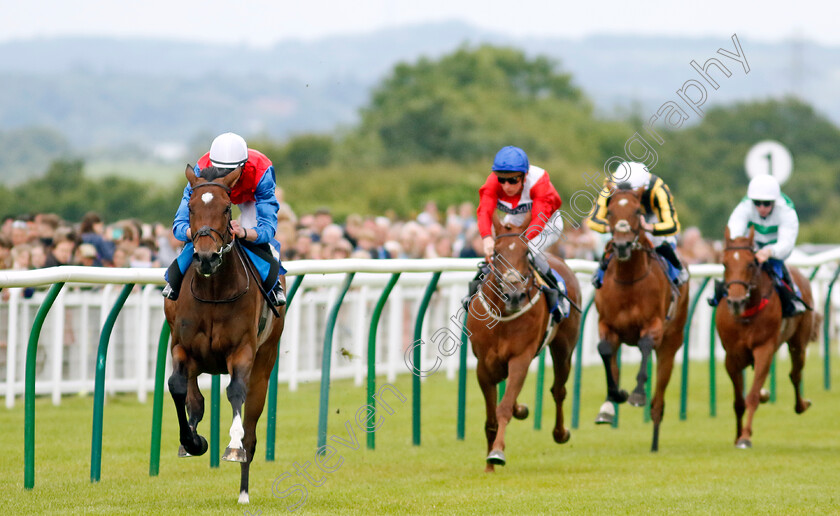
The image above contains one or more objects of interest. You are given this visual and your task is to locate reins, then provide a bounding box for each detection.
[722,244,773,318]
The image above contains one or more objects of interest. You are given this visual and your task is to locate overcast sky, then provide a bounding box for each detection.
[3,0,837,46]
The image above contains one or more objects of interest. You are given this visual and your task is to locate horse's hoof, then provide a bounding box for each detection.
[796,399,812,414]
[486,449,506,466]
[178,445,192,458]
[484,464,496,473]
[222,446,248,462]
[759,388,770,403]
[608,389,629,404]
[553,428,571,444]
[735,438,752,449]
[628,391,647,407]
[513,404,529,420]
[179,435,208,457]
[595,412,614,425]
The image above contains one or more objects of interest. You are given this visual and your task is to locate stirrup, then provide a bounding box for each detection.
[162,284,178,301]
[270,284,286,307]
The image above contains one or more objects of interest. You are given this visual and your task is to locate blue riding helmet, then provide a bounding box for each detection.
[492,146,529,173]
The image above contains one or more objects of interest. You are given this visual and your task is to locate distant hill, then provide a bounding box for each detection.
[0,21,837,181]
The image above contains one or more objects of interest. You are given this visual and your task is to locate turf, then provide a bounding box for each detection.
[2,351,839,515]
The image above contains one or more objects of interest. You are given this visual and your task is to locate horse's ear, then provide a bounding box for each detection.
[633,186,645,199]
[185,165,197,186]
[492,212,502,237]
[724,226,730,242]
[222,166,242,189]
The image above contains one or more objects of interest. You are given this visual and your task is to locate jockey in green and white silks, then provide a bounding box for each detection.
[708,174,807,316]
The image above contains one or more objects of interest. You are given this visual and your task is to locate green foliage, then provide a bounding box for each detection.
[253,134,335,177]
[655,98,840,242]
[0,126,70,184]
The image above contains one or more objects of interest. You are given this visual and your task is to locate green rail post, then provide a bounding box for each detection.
[769,356,777,403]
[533,350,546,430]
[823,265,840,390]
[571,296,595,430]
[317,273,355,450]
[612,347,622,428]
[497,380,506,403]
[809,266,821,281]
[366,273,400,450]
[412,271,441,446]
[457,311,469,440]
[209,375,220,468]
[643,358,652,423]
[149,321,171,476]
[709,306,718,417]
[265,275,304,461]
[91,283,134,482]
[679,277,711,421]
[24,282,65,490]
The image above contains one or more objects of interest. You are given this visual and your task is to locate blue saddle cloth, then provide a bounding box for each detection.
[169,240,286,287]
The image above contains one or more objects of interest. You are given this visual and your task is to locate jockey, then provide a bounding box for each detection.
[588,161,689,289]
[708,174,807,316]
[466,145,568,323]
[162,132,286,306]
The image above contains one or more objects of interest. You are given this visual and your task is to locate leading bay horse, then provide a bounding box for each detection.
[716,227,819,448]
[467,214,581,472]
[594,184,689,452]
[164,165,285,504]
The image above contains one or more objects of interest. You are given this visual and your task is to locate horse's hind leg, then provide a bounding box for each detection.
[740,343,775,448]
[168,346,207,456]
[237,342,277,504]
[629,336,654,407]
[788,326,812,414]
[549,338,573,444]
[650,342,678,452]
[476,361,499,472]
[597,335,628,404]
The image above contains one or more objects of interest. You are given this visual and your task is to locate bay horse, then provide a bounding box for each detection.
[164,165,285,504]
[716,227,819,448]
[594,185,689,452]
[467,214,581,472]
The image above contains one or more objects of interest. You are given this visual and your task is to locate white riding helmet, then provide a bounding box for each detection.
[209,132,248,169]
[612,161,651,190]
[747,174,780,201]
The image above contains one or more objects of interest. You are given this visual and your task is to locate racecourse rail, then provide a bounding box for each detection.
[3,251,840,489]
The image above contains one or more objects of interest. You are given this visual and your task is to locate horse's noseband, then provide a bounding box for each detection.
[190,181,234,261]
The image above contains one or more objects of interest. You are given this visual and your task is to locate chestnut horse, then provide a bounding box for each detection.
[467,214,581,472]
[594,185,689,452]
[164,165,285,504]
[716,227,819,448]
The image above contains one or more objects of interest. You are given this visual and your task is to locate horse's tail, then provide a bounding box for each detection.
[809,310,823,344]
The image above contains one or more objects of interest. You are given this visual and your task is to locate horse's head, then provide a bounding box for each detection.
[185,164,241,276]
[606,183,647,261]
[722,226,759,316]
[490,213,534,312]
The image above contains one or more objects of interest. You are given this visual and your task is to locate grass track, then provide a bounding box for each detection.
[2,352,840,515]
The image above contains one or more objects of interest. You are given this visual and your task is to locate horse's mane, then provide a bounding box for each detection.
[615,182,633,192]
[197,166,234,182]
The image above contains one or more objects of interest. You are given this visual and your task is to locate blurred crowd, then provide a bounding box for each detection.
[0,187,719,273]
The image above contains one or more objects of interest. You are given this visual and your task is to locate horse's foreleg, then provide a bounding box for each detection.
[490,354,531,467]
[186,375,205,434]
[740,343,775,448]
[724,353,746,446]
[650,344,677,452]
[223,346,254,464]
[476,362,498,472]
[168,346,207,456]
[629,336,654,407]
[549,339,573,444]
[597,335,627,404]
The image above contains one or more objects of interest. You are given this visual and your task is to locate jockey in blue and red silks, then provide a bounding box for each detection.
[162,132,286,306]
[465,145,569,322]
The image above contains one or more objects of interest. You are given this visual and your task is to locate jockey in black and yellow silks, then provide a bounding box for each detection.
[587,161,688,289]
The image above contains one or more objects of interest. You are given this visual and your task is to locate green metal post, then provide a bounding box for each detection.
[457,311,469,441]
[265,275,304,461]
[643,358,652,423]
[680,277,711,421]
[149,321,171,476]
[210,375,220,468]
[533,350,546,430]
[497,379,506,403]
[91,284,134,482]
[366,273,400,450]
[317,273,355,450]
[823,265,840,390]
[612,347,622,428]
[571,296,595,430]
[24,282,65,490]
[769,356,777,403]
[412,271,441,446]
[809,266,821,281]
[709,306,718,417]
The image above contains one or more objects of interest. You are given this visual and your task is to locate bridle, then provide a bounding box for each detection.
[476,232,542,321]
[722,244,772,315]
[607,205,655,285]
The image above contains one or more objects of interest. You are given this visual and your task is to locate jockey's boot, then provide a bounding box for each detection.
[776,279,807,317]
[462,262,491,310]
[591,253,610,289]
[161,283,178,301]
[269,281,287,307]
[530,252,565,323]
[656,243,688,286]
[707,279,726,307]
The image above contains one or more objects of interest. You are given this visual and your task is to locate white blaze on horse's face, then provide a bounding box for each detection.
[508,242,516,251]
[201,192,214,205]
[618,199,629,207]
